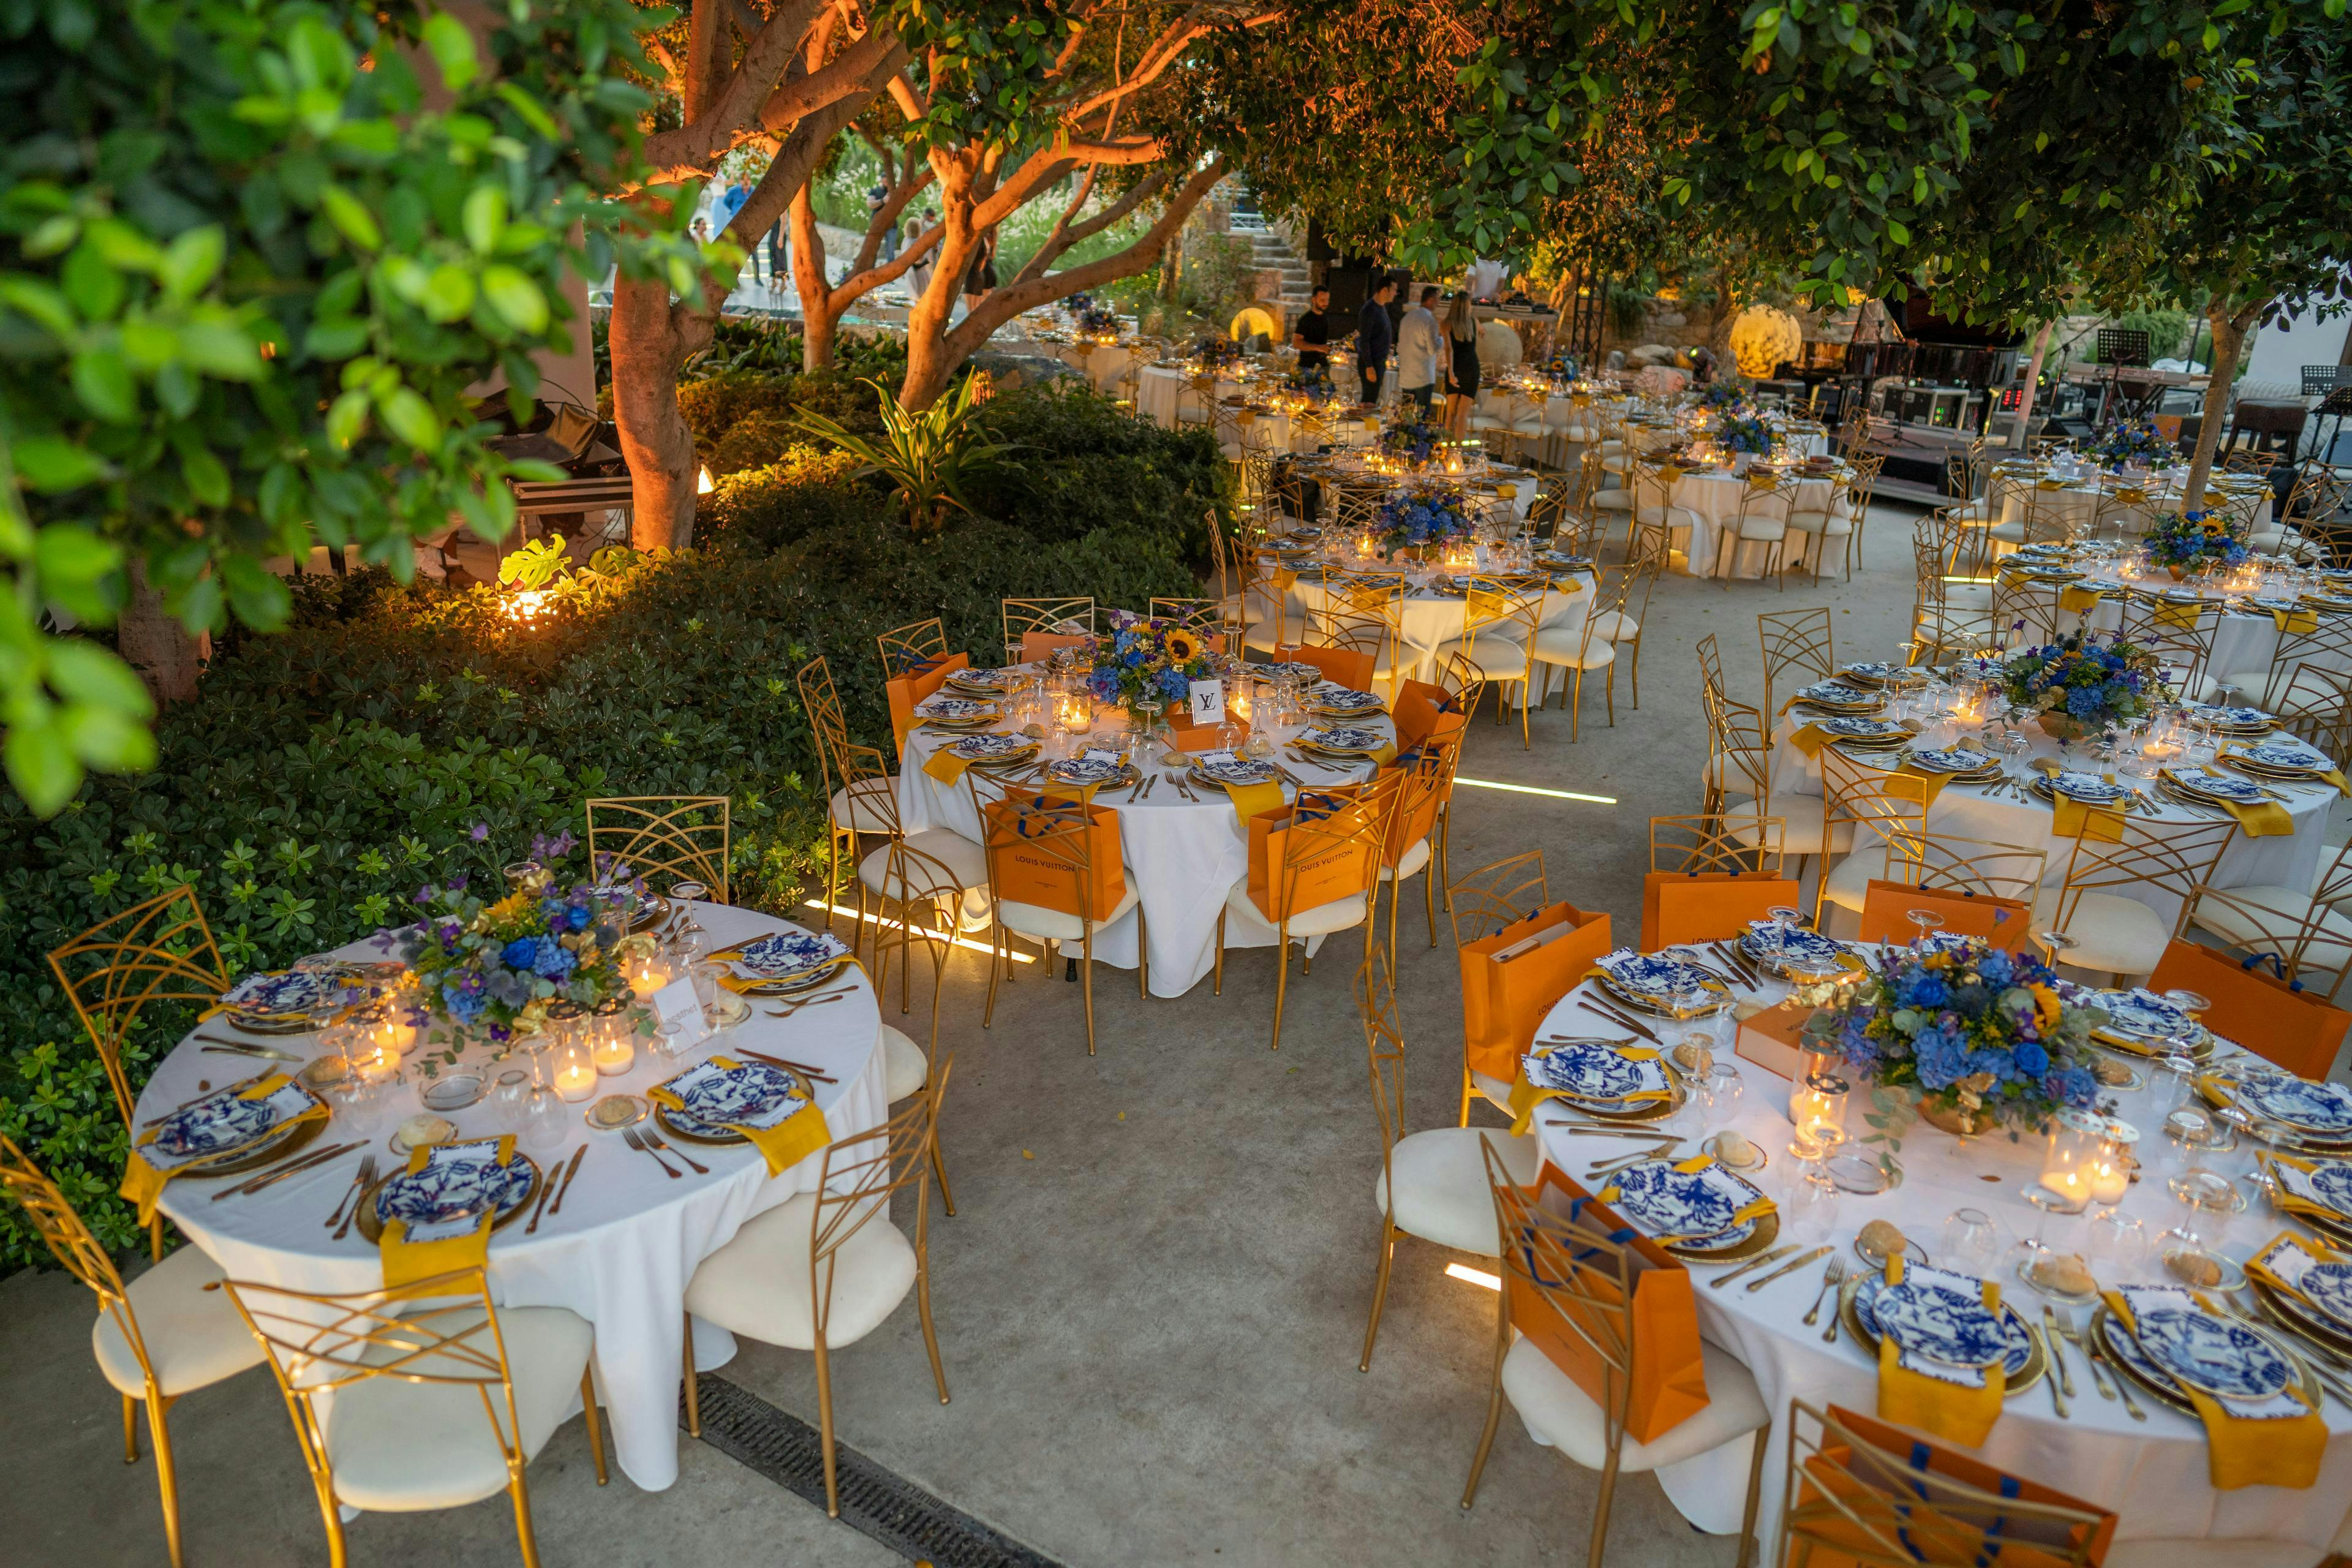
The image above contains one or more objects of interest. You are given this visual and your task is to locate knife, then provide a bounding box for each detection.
[1746,1245,1834,1292]
[195,1034,304,1061]
[2039,1304,2078,1400]
[1579,995,1662,1044]
[549,1145,589,1215]
[1709,1243,1800,1289]
[212,1140,363,1200]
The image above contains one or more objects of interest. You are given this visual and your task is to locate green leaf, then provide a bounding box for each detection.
[4,717,82,817]
[377,386,442,452]
[34,522,123,586]
[326,388,370,448]
[69,349,138,423]
[181,447,230,508]
[12,436,105,492]
[45,638,153,718]
[57,702,156,773]
[420,263,477,323]
[480,265,547,334]
[318,186,383,251]
[157,225,226,301]
[462,184,508,255]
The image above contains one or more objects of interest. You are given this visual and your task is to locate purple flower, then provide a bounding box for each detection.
[470,822,491,843]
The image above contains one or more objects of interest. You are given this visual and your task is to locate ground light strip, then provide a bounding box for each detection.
[799,900,1037,962]
[1452,777,1616,804]
[1446,1263,1503,1291]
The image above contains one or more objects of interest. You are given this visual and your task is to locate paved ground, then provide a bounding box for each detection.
[0,502,2139,1567]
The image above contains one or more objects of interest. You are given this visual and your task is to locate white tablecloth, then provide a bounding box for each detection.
[146,906,889,1491]
[1767,717,2334,933]
[894,721,1393,997]
[1677,470,1847,580]
[1531,965,2352,1553]
[1283,576,1592,696]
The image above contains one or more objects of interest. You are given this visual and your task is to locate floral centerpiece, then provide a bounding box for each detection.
[2141,508,2250,578]
[1193,334,1242,369]
[1800,939,2101,1135]
[1999,630,2167,741]
[1697,379,1751,413]
[2089,418,2170,471]
[1076,304,1119,339]
[1711,410,1776,457]
[1374,483,1476,559]
[1379,417,1443,467]
[1086,609,1217,718]
[1287,364,1336,402]
[399,864,651,1041]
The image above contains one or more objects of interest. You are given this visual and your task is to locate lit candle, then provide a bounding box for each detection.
[2039,1166,2086,1204]
[2088,1156,2130,1205]
[629,956,668,1000]
[554,1057,598,1102]
[361,1045,401,1084]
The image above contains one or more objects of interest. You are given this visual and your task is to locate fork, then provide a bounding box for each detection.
[641,1128,709,1175]
[1804,1257,1847,1328]
[325,1152,377,1231]
[622,1126,680,1179]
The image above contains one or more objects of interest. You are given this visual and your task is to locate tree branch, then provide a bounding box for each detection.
[647,0,832,175]
[1012,168,1169,287]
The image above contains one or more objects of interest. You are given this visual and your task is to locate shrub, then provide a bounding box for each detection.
[699,447,878,551]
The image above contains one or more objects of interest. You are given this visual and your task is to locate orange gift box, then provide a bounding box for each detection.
[983,791,1126,921]
[2148,938,2351,1079]
[1734,997,1814,1080]
[885,651,970,760]
[1245,795,1380,923]
[1857,880,2030,947]
[1641,870,1801,951]
[1457,900,1611,1083]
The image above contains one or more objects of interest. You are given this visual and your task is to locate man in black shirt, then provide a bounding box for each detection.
[1291,285,1332,378]
[1355,276,1396,407]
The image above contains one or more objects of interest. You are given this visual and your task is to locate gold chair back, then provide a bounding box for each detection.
[876,616,948,677]
[2180,881,2352,1003]
[1001,597,1096,665]
[1445,850,1550,948]
[1432,648,1487,717]
[2054,816,2237,944]
[867,843,967,1053]
[2260,611,2352,712]
[1650,812,1785,876]
[1886,830,2049,910]
[46,884,228,1129]
[0,1133,135,1338]
[583,797,731,904]
[1758,606,1834,712]
[2272,662,2352,758]
[1149,596,1242,657]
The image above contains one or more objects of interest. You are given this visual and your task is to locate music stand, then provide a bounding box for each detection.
[2312,368,2352,467]
[2094,328,2151,426]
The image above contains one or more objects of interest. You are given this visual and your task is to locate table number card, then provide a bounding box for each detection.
[1188,678,1225,725]
[650,975,709,1046]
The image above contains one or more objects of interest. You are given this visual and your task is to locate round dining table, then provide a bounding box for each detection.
[2005,561,2343,695]
[138,903,891,1491]
[894,714,1396,998]
[1280,566,1592,696]
[1529,957,2352,1554]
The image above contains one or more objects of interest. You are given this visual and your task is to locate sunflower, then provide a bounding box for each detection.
[1163,627,1201,664]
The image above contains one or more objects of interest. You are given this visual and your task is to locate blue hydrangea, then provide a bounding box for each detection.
[1913,1024,1966,1090]
[530,937,576,979]
[1977,949,2015,986]
[1157,666,1190,701]
[2046,1067,2097,1109]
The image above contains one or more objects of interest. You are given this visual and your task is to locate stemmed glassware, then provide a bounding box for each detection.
[1905,907,1943,948]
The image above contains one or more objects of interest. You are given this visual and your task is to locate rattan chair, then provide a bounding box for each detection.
[584,796,731,905]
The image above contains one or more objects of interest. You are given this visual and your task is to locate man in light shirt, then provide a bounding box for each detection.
[1396,285,1443,417]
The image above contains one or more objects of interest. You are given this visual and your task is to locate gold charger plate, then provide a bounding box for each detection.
[731,956,855,997]
[353,1152,545,1245]
[172,1112,328,1179]
[2250,1275,2352,1358]
[653,1063,814,1148]
[1835,1275,2046,1397]
[1665,1208,1780,1264]
[1594,971,1733,1020]
[2089,1300,2320,1417]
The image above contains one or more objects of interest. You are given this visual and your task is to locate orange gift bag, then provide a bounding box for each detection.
[1641,870,1801,951]
[1245,796,1381,923]
[885,651,970,760]
[1518,1163,1711,1443]
[1857,880,2031,947]
[1166,716,1253,752]
[1457,901,1611,1084]
[1273,641,1376,692]
[1392,679,1468,752]
[2147,938,2352,1079]
[982,791,1126,919]
[1018,630,1094,664]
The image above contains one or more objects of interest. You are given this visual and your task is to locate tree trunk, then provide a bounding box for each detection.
[2007,320,2056,451]
[2182,302,2257,503]
[790,188,835,371]
[608,274,702,549]
[118,559,206,704]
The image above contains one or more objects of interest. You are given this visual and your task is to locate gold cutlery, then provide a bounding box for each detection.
[2081,1328,2144,1421]
[736,1049,838,1084]
[1556,1123,1681,1140]
[622,1126,679,1179]
[764,993,846,1019]
[324,1152,375,1231]
[1804,1258,1847,1327]
[1577,996,1662,1044]
[1709,1244,1800,1289]
[195,1034,304,1061]
[522,1167,557,1234]
[2039,1305,2078,1401]
[331,1152,378,1240]
[2062,1310,2117,1402]
[642,1128,708,1175]
[549,1145,588,1215]
[1746,1245,1834,1292]
[1586,1146,1677,1176]
[2030,1325,2068,1418]
[213,1140,363,1201]
[140,1072,268,1128]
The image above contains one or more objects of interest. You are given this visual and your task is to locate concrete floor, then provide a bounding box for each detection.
[1,508,1934,1567]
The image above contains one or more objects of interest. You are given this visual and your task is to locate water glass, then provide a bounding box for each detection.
[520,1086,570,1153]
[2084,1209,2149,1281]
[1940,1206,2003,1276]
[490,1069,533,1133]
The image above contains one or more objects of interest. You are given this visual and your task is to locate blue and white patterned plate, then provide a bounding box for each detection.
[916,695,997,721]
[1193,754,1278,786]
[1525,1042,1667,1101]
[372,1143,535,1229]
[2185,704,2273,730]
[219,970,340,1019]
[951,732,1035,761]
[657,1058,809,1140]
[1298,725,1387,755]
[944,667,1016,693]
[2298,1262,2352,1331]
[2089,988,2196,1041]
[1817,717,1907,740]
[2133,1306,2294,1400]
[2252,595,2303,614]
[2034,771,2127,804]
[2234,741,2333,773]
[1875,1274,2008,1368]
[147,1079,320,1166]
[2288,1159,2352,1220]
[1853,1275,2033,1379]
[1738,924,1861,978]
[1536,551,1594,571]
[1841,662,1906,685]
[1043,754,1129,786]
[1308,687,1385,714]
[1260,662,1324,685]
[1792,682,1881,708]
[2168,770,2269,804]
[733,931,850,979]
[2238,1077,2352,1136]
[1595,950,1728,1014]
[1905,747,2000,775]
[1602,1158,1760,1242]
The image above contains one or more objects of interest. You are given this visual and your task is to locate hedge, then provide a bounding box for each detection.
[0,382,1223,1272]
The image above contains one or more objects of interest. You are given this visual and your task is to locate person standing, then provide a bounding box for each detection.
[904,209,938,307]
[715,177,752,236]
[1397,285,1443,417]
[1291,284,1333,380]
[1355,276,1396,408]
[1443,289,1481,435]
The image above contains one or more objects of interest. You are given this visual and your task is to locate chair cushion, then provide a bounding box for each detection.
[859,828,988,900]
[880,1023,929,1102]
[685,1191,918,1352]
[2192,888,2352,971]
[1433,639,1534,682]
[1378,837,1434,883]
[320,1305,593,1513]
[1471,1069,1515,1116]
[1589,610,1638,643]
[1734,790,1848,857]
[1591,490,1635,512]
[1528,628,1615,668]
[831,778,898,835]
[1224,879,1371,939]
[1635,506,1699,532]
[91,1245,266,1400]
[1787,509,1853,537]
[1374,1127,1538,1254]
[997,883,1143,943]
[1502,1333,1768,1472]
[1822,845,1890,913]
[1943,582,1994,611]
[1736,517,1788,542]
[2054,891,2171,979]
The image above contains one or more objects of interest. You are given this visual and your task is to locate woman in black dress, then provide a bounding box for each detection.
[1442,290,1480,436]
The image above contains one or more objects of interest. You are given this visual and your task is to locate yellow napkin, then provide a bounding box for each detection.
[2149,597,2203,630]
[1890,765,1958,809]
[1789,722,1832,758]
[2049,785,2126,842]
[2261,1152,2351,1231]
[1876,1255,2007,1447]
[1507,1044,1667,1135]
[2270,606,2320,635]
[2101,1284,2324,1490]
[2059,584,2105,616]
[120,1074,328,1227]
[650,1056,831,1177]
[2181,766,2293,837]
[2246,1227,2343,1306]
[2223,745,2351,798]
[380,1136,517,1292]
[1597,1154,1775,1245]
[1221,778,1286,824]
[1274,567,1298,590]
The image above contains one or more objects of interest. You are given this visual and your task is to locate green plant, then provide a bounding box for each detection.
[791,374,1017,536]
[496,535,574,592]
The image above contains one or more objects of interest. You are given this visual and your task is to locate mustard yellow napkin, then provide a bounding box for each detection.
[2050,785,2126,842]
[1890,765,1957,809]
[1221,779,1286,824]
[2246,1227,2342,1306]
[1597,1154,1774,1246]
[1274,567,1298,590]
[1877,1255,2007,1447]
[2149,597,2203,630]
[2261,1152,2352,1231]
[718,955,856,996]
[1507,1043,1668,1135]
[2270,606,2320,635]
[650,1056,831,1177]
[121,1074,328,1227]
[380,1136,517,1292]
[2102,1283,2324,1490]
[2058,584,2105,616]
[1789,722,1832,758]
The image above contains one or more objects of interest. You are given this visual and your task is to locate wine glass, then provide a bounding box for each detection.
[1940,1207,2003,1276]
[2037,929,2079,974]
[1905,908,1943,948]
[490,1069,533,1133]
[1762,904,1804,974]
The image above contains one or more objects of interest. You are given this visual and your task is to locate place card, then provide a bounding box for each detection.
[1188,678,1226,724]
[651,975,709,1046]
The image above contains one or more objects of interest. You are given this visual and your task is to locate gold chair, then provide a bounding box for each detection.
[797,654,895,937]
[1434,576,1544,746]
[1375,736,1454,963]
[1651,812,1786,878]
[2273,662,2352,758]
[682,1083,951,1518]
[1150,595,1243,658]
[2110,593,2220,697]
[972,774,1142,1057]
[1,1135,266,1568]
[45,884,230,1256]
[2184,850,2352,1005]
[1242,543,1300,654]
[219,1267,607,1568]
[1307,576,1408,698]
[1700,676,1773,819]
[876,615,948,677]
[864,841,967,1215]
[1216,773,1401,1050]
[846,740,990,964]
[1460,1141,1771,1564]
[1591,521,1665,707]
[1779,1399,2103,1567]
[2226,610,2352,713]
[1885,829,2050,917]
[1528,567,1626,742]
[1724,469,1797,587]
[583,796,731,905]
[2049,816,2237,981]
[1355,946,1536,1373]
[1814,745,1932,925]
[1001,597,1096,665]
[1446,849,1551,1124]
[1757,605,1834,715]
